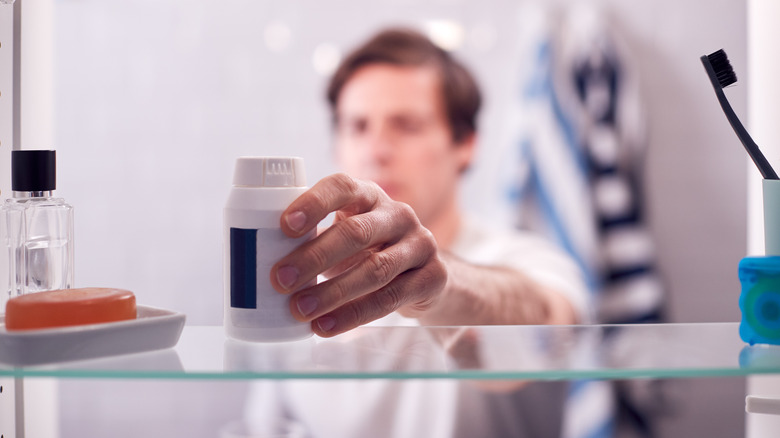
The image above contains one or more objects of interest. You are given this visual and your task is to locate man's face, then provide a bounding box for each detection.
[334,63,474,226]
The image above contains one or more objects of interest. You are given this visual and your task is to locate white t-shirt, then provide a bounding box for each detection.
[244,217,590,438]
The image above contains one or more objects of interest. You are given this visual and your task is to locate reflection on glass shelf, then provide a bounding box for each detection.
[1,323,779,380]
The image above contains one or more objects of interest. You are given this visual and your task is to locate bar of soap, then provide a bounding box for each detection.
[4,288,137,331]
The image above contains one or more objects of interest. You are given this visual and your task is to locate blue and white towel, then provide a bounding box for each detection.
[500,4,667,438]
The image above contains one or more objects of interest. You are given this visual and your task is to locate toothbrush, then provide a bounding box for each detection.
[701,49,779,179]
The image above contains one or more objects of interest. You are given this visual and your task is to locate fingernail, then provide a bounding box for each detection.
[276,265,299,290]
[296,294,318,317]
[286,211,307,233]
[316,316,336,332]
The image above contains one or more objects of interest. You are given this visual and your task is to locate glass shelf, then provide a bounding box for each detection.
[1,322,779,381]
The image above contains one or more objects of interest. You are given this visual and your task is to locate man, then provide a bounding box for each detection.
[248,28,589,437]
[270,28,587,337]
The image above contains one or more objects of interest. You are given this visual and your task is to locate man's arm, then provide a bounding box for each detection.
[272,173,578,337]
[405,251,577,326]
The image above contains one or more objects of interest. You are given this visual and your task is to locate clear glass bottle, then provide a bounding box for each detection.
[1,150,74,301]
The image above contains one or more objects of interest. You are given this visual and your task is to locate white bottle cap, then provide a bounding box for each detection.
[232,157,307,188]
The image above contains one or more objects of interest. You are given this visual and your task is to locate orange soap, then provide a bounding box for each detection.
[5,288,137,331]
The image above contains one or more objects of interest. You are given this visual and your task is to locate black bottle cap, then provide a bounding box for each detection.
[12,150,57,192]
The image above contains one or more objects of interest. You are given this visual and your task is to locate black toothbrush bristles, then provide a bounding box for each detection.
[707,49,738,88]
[701,49,778,179]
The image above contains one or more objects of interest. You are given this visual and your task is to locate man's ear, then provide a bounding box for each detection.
[455,133,477,174]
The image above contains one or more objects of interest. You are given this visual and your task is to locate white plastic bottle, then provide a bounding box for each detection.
[224,156,314,342]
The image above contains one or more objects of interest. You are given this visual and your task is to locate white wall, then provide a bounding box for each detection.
[0,0,13,301]
[0,6,14,438]
[2,2,60,437]
[52,0,749,325]
[746,1,780,437]
[0,0,749,436]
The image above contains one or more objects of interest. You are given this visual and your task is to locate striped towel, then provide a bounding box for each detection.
[501,5,667,438]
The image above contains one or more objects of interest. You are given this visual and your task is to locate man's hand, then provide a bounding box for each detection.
[271,173,447,337]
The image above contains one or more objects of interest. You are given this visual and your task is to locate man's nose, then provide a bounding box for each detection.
[365,125,394,163]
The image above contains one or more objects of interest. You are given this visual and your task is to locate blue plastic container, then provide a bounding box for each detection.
[738,256,780,345]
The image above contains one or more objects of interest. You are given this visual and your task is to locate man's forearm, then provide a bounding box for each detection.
[405,251,577,326]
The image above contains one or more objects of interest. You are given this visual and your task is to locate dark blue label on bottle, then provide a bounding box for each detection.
[230,228,257,309]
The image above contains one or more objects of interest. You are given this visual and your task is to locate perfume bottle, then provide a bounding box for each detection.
[2,150,74,300]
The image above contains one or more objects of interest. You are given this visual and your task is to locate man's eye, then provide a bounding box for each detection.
[395,119,423,133]
[341,120,367,135]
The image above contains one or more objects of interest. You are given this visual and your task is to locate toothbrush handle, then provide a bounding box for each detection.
[716,86,778,179]
[702,56,779,179]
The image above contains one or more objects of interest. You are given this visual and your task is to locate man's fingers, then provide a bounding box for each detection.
[268,172,447,334]
[272,202,418,293]
[320,247,376,280]
[289,234,435,321]
[308,262,446,337]
[279,173,382,237]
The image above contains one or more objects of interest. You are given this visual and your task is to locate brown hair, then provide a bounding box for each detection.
[326,28,482,144]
